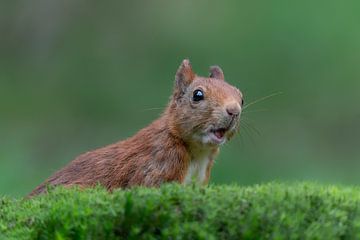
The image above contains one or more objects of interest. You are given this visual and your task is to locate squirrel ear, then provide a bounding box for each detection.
[174,59,195,99]
[209,65,224,80]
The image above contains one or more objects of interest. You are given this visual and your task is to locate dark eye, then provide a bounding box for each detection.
[193,89,204,102]
[241,98,244,106]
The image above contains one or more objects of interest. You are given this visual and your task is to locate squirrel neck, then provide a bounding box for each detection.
[161,102,219,161]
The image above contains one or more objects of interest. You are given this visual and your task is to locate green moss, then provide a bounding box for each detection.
[2,182,360,239]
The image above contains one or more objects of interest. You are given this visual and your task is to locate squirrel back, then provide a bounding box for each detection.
[30,59,243,196]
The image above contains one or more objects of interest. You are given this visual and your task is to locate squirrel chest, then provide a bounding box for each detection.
[184,151,215,184]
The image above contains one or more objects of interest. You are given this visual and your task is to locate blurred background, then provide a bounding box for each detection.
[1,1,360,196]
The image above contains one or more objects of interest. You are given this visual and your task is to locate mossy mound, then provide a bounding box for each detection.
[1,182,360,239]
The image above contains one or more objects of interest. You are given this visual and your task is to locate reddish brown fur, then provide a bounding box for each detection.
[29,59,243,196]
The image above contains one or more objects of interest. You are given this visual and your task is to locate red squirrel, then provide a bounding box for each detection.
[30,59,243,196]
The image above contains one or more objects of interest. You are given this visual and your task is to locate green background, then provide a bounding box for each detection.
[1,1,360,196]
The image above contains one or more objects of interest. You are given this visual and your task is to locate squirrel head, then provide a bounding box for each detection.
[169,59,243,147]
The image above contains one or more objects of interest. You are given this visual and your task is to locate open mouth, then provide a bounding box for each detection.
[209,128,228,144]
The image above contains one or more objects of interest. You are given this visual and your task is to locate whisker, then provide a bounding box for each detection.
[238,122,257,146]
[235,130,247,147]
[242,109,269,114]
[243,91,283,110]
[241,119,261,136]
[140,107,165,112]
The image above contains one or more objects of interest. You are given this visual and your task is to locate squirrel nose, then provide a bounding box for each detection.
[226,103,240,117]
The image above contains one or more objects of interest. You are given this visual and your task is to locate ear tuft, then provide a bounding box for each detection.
[176,59,195,82]
[209,65,224,80]
[173,59,196,100]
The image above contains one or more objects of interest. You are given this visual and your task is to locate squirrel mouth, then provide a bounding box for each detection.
[213,128,226,139]
[209,128,228,144]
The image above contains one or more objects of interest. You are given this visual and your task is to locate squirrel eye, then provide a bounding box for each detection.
[193,89,204,102]
[241,99,244,106]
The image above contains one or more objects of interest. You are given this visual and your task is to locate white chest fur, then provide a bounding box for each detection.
[183,156,210,185]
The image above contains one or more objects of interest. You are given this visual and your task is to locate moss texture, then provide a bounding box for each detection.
[1,182,360,239]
